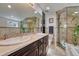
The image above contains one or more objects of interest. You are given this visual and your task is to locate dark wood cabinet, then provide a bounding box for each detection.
[38,44,43,56]
[9,35,48,56]
[23,47,38,56]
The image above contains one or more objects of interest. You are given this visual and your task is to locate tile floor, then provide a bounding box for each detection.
[47,34,66,56]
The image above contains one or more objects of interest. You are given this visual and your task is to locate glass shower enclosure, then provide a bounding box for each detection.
[57,6,79,49]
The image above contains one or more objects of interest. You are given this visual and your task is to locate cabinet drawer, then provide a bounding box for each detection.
[23,47,38,56]
[9,41,38,56]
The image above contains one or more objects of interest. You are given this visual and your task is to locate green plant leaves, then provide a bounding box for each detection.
[20,21,25,33]
[73,25,79,45]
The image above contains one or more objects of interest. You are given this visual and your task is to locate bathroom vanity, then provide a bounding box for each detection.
[0,33,48,56]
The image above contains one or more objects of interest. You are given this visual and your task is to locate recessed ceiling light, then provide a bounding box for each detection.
[8,5,11,8]
[74,12,78,14]
[64,24,67,28]
[46,6,50,10]
[11,16,14,17]
[34,11,38,14]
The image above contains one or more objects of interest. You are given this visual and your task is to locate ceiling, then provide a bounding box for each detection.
[0,3,79,21]
[38,3,79,15]
[0,3,41,21]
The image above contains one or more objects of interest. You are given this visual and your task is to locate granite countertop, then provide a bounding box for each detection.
[0,33,48,56]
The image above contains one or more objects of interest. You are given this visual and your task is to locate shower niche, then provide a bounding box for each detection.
[57,6,79,49]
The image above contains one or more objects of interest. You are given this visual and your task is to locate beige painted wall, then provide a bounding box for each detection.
[45,13,58,46]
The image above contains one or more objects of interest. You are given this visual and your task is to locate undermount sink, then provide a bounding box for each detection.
[0,33,44,46]
[0,36,31,46]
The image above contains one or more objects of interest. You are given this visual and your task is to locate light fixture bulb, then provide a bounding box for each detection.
[8,5,11,8]
[74,12,78,14]
[11,16,14,17]
[34,11,38,14]
[64,24,67,28]
[46,6,50,10]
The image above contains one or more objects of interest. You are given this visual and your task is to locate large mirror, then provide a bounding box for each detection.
[0,3,42,40]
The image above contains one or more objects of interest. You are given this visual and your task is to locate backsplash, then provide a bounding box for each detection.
[0,27,20,40]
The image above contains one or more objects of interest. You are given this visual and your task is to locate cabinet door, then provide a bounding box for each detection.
[23,48,38,56]
[9,41,38,56]
[38,39,44,46]
[43,35,48,56]
[38,35,48,56]
[38,45,44,56]
[43,44,47,56]
[44,36,48,47]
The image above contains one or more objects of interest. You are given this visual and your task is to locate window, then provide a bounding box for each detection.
[7,20,18,27]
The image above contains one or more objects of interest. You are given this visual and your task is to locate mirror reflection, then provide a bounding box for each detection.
[0,3,42,40]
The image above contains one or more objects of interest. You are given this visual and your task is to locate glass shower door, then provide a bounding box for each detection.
[57,9,67,49]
